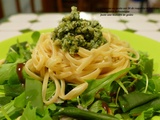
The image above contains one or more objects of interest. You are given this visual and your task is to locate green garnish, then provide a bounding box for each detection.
[52,6,107,54]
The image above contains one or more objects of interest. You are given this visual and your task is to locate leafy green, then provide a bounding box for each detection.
[89,100,107,114]
[0,82,24,106]
[25,77,44,116]
[20,102,37,120]
[5,51,20,63]
[0,96,12,106]
[14,92,26,109]
[0,62,19,84]
[4,84,24,97]
[20,102,55,120]
[45,81,56,100]
[80,67,134,107]
[151,75,160,93]
[37,104,56,120]
[96,90,111,103]
[135,108,154,120]
[31,31,40,44]
[138,52,153,78]
[5,41,30,63]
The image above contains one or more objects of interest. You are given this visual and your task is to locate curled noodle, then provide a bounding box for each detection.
[24,31,139,104]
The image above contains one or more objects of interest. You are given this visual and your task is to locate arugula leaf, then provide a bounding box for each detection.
[31,31,40,44]
[138,52,153,78]
[80,67,134,107]
[37,104,56,120]
[20,102,37,120]
[89,100,107,114]
[5,51,20,63]
[97,90,111,103]
[5,41,30,63]
[134,74,155,93]
[16,41,31,60]
[14,92,26,109]
[4,84,24,97]
[0,84,23,113]
[15,93,55,120]
[5,31,40,64]
[143,59,153,78]
[135,108,154,120]
[25,77,44,116]
[45,81,56,100]
[20,102,54,120]
[0,96,12,106]
[0,62,20,85]
[151,75,160,93]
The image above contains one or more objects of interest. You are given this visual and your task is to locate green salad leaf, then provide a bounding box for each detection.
[81,67,134,107]
[25,77,44,116]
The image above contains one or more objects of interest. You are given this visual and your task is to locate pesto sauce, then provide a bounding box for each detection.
[52,6,107,54]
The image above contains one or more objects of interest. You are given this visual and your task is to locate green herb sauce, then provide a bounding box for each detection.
[52,6,107,54]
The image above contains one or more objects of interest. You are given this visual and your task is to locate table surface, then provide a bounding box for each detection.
[0,12,160,42]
